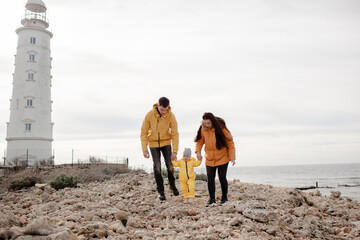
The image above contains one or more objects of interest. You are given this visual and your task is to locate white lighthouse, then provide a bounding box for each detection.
[6,0,53,165]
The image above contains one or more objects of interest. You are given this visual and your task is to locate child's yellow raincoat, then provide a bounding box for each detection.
[172,157,202,198]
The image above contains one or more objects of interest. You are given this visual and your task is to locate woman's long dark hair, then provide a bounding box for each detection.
[195,112,229,150]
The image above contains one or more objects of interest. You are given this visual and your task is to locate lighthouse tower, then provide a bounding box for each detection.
[6,0,53,165]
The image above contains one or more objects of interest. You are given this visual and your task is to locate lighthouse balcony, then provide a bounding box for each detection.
[21,11,49,28]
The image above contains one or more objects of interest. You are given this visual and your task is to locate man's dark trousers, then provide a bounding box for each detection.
[150,145,176,195]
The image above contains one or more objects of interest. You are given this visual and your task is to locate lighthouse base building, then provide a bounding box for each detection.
[6,140,52,166]
[5,0,54,166]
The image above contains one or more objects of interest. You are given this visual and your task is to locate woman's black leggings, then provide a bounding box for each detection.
[206,162,229,201]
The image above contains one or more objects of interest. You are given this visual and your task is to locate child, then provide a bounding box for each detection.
[172,148,202,203]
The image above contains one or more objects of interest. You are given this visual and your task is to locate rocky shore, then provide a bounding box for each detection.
[1,169,359,239]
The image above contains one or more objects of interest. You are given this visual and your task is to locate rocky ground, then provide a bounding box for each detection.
[0,166,360,239]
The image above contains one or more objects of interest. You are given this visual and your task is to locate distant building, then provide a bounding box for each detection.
[6,0,54,165]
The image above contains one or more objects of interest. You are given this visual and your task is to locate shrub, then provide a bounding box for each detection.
[102,168,110,175]
[196,173,207,182]
[115,167,131,175]
[161,168,180,179]
[101,166,129,176]
[8,157,27,167]
[132,168,146,174]
[8,176,41,191]
[78,164,90,169]
[161,168,168,178]
[96,175,111,182]
[36,158,54,166]
[50,174,78,190]
[89,156,104,164]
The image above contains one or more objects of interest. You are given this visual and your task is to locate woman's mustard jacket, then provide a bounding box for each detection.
[195,127,235,167]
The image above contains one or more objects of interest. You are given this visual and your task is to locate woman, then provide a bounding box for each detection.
[195,112,236,206]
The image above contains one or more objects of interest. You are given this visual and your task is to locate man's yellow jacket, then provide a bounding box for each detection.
[140,104,179,153]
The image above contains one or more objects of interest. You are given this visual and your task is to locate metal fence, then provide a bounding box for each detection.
[76,155,129,165]
[1,149,128,167]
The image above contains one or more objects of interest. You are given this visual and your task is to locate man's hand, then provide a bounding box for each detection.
[171,152,177,161]
[196,152,203,160]
[230,159,235,166]
[143,151,150,158]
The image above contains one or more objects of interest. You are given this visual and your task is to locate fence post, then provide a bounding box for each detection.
[3,149,5,165]
[52,149,55,166]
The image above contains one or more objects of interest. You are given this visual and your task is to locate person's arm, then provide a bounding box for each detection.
[140,113,150,157]
[195,129,204,160]
[224,129,236,165]
[172,159,180,167]
[170,113,179,159]
[192,157,202,167]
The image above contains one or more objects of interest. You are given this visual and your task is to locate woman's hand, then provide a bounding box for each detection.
[230,159,235,166]
[196,152,203,160]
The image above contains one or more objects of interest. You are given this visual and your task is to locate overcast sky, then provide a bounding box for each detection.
[0,0,359,170]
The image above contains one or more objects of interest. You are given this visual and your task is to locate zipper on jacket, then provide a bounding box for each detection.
[185,161,190,192]
[157,119,160,147]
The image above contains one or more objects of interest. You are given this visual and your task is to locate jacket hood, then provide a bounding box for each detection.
[152,103,172,119]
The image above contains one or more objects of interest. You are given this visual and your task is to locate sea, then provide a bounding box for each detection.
[195,163,360,200]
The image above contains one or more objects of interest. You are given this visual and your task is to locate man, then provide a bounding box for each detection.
[141,97,179,200]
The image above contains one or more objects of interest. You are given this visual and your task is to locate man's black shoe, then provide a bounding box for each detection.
[159,194,166,201]
[172,188,179,196]
[170,186,179,196]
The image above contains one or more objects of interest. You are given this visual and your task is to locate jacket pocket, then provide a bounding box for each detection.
[159,131,171,141]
